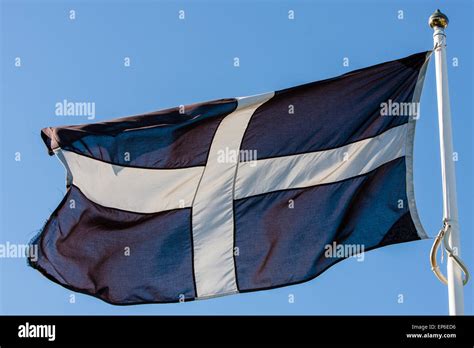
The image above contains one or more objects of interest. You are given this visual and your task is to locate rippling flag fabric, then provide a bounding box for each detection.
[30,52,430,304]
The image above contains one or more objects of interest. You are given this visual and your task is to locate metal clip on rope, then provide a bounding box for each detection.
[430,219,470,286]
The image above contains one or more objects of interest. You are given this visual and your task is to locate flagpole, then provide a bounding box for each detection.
[429,9,464,315]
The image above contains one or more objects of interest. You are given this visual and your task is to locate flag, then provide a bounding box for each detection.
[29,51,431,304]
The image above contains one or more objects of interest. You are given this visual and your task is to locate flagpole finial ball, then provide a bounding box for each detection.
[429,9,449,29]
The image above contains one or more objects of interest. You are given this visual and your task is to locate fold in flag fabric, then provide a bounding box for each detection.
[30,51,431,304]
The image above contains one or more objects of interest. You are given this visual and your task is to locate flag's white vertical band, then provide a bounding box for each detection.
[191,92,274,298]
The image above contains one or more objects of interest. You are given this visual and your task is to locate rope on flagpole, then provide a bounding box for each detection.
[430,219,470,286]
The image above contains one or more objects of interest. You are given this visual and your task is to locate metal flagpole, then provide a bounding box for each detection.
[429,9,464,315]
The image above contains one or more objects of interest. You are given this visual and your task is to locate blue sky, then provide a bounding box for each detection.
[0,0,472,315]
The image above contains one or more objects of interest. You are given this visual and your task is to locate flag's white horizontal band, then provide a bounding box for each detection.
[57,123,408,214]
[234,123,408,199]
[58,150,204,213]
